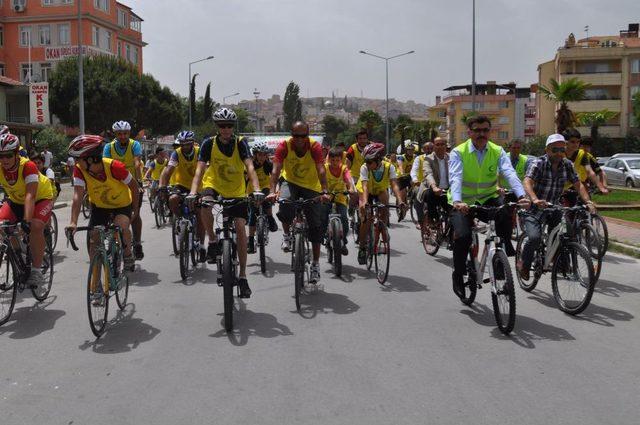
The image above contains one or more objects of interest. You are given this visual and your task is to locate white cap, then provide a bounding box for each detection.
[546,134,566,146]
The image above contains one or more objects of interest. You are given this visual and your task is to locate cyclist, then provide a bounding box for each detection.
[518,134,595,280]
[421,137,450,227]
[345,128,370,184]
[448,115,530,298]
[247,140,278,254]
[410,142,432,226]
[396,140,417,209]
[144,147,167,202]
[355,142,405,265]
[562,128,608,196]
[579,136,609,192]
[30,152,60,200]
[265,121,330,284]
[0,133,54,289]
[325,146,357,255]
[67,135,140,268]
[498,139,532,193]
[104,120,145,260]
[189,108,263,298]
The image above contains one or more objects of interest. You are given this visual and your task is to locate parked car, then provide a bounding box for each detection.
[602,157,640,187]
[596,156,610,166]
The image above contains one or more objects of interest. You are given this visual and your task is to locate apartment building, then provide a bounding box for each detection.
[537,23,640,138]
[427,81,536,147]
[0,0,145,83]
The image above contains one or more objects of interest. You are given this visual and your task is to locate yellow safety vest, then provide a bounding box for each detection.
[356,161,391,196]
[500,154,527,189]
[150,158,167,181]
[564,149,588,189]
[202,137,246,198]
[399,155,414,176]
[110,139,137,176]
[349,143,365,178]
[0,157,53,204]
[77,158,132,209]
[173,146,199,189]
[448,139,502,205]
[247,163,270,194]
[281,138,322,192]
[325,163,348,206]
[416,154,425,182]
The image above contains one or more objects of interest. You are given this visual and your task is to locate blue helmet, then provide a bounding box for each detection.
[177,130,195,144]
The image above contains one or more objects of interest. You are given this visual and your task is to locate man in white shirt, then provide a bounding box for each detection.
[42,145,54,168]
[421,137,451,226]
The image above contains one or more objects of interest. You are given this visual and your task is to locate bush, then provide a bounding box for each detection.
[523,135,546,156]
[32,126,71,172]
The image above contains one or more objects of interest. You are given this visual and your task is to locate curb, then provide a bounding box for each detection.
[610,240,640,259]
[598,204,640,211]
[602,215,640,230]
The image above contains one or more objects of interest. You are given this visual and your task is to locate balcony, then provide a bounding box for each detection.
[575,125,622,138]
[567,99,621,112]
[560,72,622,86]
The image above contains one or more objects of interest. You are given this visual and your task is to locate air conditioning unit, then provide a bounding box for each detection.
[14,4,26,12]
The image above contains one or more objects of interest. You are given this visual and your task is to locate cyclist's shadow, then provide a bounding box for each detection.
[295,289,360,319]
[0,296,65,339]
[78,303,160,354]
[210,300,293,346]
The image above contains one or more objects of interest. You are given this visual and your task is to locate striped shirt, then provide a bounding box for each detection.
[526,155,578,203]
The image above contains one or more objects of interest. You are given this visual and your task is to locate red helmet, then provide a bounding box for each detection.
[0,133,20,152]
[68,134,104,158]
[363,142,385,161]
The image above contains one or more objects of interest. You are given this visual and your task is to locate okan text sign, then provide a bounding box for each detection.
[29,83,50,125]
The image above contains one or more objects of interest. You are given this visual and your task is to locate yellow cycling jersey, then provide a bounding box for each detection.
[349,143,365,177]
[356,161,391,196]
[150,158,167,181]
[109,139,138,176]
[325,163,348,206]
[0,157,53,204]
[281,138,322,192]
[247,163,271,194]
[202,137,246,198]
[173,146,200,189]
[77,158,132,209]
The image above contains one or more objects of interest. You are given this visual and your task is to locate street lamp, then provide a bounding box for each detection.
[359,49,415,152]
[472,0,476,113]
[188,55,214,129]
[223,92,240,105]
[77,0,85,134]
[253,88,260,133]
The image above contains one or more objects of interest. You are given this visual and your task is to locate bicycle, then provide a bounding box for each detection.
[456,203,519,335]
[0,222,55,326]
[254,201,272,275]
[67,224,130,337]
[325,191,350,277]
[146,180,157,213]
[154,192,171,228]
[362,200,398,285]
[515,204,596,315]
[174,193,199,280]
[81,193,91,219]
[48,210,59,251]
[421,193,452,256]
[279,197,318,312]
[569,204,606,282]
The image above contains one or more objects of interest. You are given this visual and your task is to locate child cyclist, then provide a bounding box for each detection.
[247,141,278,254]
[325,147,357,255]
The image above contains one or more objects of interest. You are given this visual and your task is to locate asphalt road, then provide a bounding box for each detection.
[2,202,640,425]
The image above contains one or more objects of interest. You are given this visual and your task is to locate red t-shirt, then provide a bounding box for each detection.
[273,139,325,165]
[2,160,40,184]
[73,160,131,186]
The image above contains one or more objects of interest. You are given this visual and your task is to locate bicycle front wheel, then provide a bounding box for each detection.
[49,211,59,251]
[113,231,129,310]
[171,218,180,256]
[149,190,156,213]
[331,219,343,277]
[87,254,109,337]
[154,201,164,228]
[374,222,390,284]
[421,220,441,256]
[551,242,595,315]
[490,250,516,335]
[81,196,91,219]
[257,216,267,274]
[590,214,609,255]
[293,233,305,312]
[179,226,190,280]
[32,236,54,302]
[221,239,234,331]
[0,247,18,326]
[366,223,374,271]
[515,233,541,292]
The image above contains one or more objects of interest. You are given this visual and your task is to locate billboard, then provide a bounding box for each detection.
[247,135,324,151]
[29,82,50,125]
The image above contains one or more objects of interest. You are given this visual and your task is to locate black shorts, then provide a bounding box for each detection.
[172,184,190,194]
[201,188,248,220]
[397,174,412,190]
[89,204,133,227]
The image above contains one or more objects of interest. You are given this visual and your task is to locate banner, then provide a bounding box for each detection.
[248,135,324,151]
[44,45,113,61]
[29,82,50,125]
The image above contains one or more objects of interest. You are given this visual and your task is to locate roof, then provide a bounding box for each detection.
[0,76,24,87]
[443,83,517,91]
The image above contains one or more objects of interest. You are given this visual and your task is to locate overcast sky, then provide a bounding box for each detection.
[135,0,638,105]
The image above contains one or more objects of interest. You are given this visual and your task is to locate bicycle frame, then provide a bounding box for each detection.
[471,219,500,286]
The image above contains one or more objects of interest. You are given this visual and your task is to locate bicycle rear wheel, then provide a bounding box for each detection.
[294,233,305,312]
[257,217,267,274]
[179,226,190,280]
[32,236,54,301]
[515,233,541,292]
[551,242,595,315]
[374,222,390,284]
[113,232,128,310]
[590,213,609,254]
[154,202,163,228]
[490,250,516,335]
[366,223,374,271]
[222,239,234,331]
[331,219,343,277]
[421,219,441,256]
[0,247,17,326]
[87,254,109,337]
[459,234,479,305]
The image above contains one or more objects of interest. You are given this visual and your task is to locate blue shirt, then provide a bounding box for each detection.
[448,140,525,203]
[103,139,142,158]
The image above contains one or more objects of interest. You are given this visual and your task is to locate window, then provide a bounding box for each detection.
[61,0,72,3]
[498,131,509,140]
[130,18,141,33]
[132,46,138,64]
[117,41,121,57]
[0,25,3,47]
[104,31,112,51]
[43,0,53,4]
[498,101,509,109]
[13,0,26,7]
[631,86,640,98]
[20,26,32,47]
[58,23,70,45]
[0,64,5,77]
[461,102,472,110]
[94,0,108,12]
[498,116,509,124]
[92,25,99,46]
[39,63,52,82]
[437,110,446,118]
[632,59,640,74]
[125,44,131,61]
[585,88,612,100]
[117,9,128,27]
[39,25,51,46]
[582,63,610,73]
[21,63,33,83]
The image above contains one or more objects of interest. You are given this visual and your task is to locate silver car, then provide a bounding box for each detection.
[602,157,640,187]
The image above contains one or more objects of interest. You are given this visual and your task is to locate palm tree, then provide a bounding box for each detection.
[538,77,591,133]
[576,109,619,140]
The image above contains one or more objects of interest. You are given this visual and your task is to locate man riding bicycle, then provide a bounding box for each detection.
[104,121,145,260]
[345,128,370,185]
[67,135,140,269]
[325,147,357,255]
[420,137,450,228]
[0,133,54,289]
[247,141,278,254]
[355,142,405,265]
[143,147,167,199]
[449,115,530,297]
[189,108,263,298]
[265,121,331,284]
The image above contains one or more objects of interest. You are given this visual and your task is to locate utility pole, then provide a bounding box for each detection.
[77,0,85,133]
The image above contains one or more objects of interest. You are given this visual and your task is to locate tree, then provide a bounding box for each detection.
[523,135,547,156]
[202,83,213,123]
[294,99,303,123]
[49,55,183,135]
[322,115,349,141]
[357,110,383,139]
[576,109,619,140]
[33,126,70,171]
[276,117,282,132]
[461,111,478,126]
[283,81,301,130]
[393,115,414,153]
[235,108,254,133]
[632,92,640,128]
[538,77,591,133]
[190,74,198,126]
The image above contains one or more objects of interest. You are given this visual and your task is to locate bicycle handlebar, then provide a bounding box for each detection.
[65,224,119,252]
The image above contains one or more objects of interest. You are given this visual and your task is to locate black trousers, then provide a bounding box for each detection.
[425,188,449,221]
[450,197,515,276]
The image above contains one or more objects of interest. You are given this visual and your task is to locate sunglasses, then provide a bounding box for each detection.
[217,123,234,129]
[471,128,490,134]
[550,147,566,153]
[292,134,309,138]
[0,153,15,159]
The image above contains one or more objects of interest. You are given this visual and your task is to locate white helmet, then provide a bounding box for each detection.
[112,121,131,132]
[213,107,237,123]
[0,125,9,136]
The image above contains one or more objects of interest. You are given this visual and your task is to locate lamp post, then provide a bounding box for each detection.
[253,88,260,133]
[472,0,476,113]
[223,92,240,105]
[359,49,415,152]
[188,55,214,129]
[77,0,85,133]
